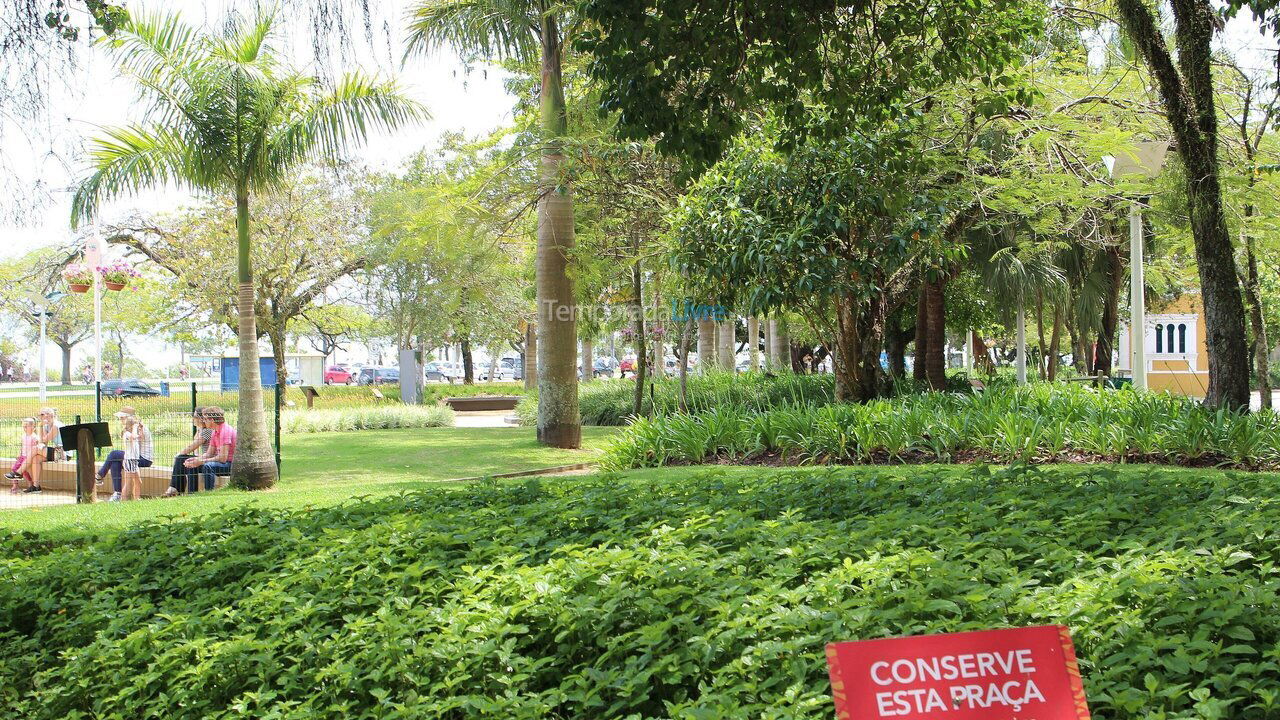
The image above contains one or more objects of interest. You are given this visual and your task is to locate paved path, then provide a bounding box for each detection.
[452,410,517,428]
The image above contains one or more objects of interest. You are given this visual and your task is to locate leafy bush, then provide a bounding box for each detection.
[2,464,1278,718]
[602,384,1280,470]
[517,371,836,426]
[281,405,454,433]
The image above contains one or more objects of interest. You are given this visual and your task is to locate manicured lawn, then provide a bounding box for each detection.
[0,426,619,538]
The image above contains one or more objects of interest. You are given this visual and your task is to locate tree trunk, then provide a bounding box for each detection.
[231,192,276,490]
[487,350,499,385]
[524,323,538,391]
[461,337,474,384]
[923,278,946,390]
[631,259,647,417]
[267,325,287,402]
[1047,304,1063,381]
[534,13,581,447]
[885,321,909,379]
[1095,244,1123,377]
[678,318,692,412]
[833,290,888,402]
[717,317,735,371]
[1115,0,1250,410]
[1034,290,1048,381]
[761,316,771,370]
[747,316,760,372]
[1245,234,1272,410]
[580,337,594,383]
[697,317,716,373]
[768,317,789,371]
[913,282,929,382]
[59,345,73,386]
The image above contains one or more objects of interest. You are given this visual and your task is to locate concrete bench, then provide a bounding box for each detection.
[442,396,521,411]
[1,456,227,498]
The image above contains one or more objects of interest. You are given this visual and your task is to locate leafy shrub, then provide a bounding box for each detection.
[517,371,836,426]
[281,405,454,433]
[2,465,1278,718]
[602,384,1280,470]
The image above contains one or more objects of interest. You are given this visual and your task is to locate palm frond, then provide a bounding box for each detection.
[257,72,428,190]
[71,126,202,227]
[404,0,539,63]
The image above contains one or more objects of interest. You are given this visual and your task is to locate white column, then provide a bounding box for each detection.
[964,330,974,372]
[1130,201,1146,391]
[1016,304,1027,385]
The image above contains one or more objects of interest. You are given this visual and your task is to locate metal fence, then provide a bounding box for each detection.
[0,382,280,511]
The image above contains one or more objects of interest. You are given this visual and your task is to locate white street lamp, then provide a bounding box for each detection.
[29,290,68,404]
[1104,141,1169,391]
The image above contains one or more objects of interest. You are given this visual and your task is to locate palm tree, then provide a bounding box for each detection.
[71,10,424,489]
[407,0,582,448]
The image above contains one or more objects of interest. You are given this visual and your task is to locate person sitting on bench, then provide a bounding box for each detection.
[164,408,212,497]
[182,407,235,490]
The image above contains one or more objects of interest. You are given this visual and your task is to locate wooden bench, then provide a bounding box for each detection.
[442,396,522,412]
[1,456,227,498]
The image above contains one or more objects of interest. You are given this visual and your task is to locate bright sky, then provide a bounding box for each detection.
[0,0,515,260]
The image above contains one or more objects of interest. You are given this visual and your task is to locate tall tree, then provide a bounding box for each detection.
[1112,0,1251,409]
[70,9,422,488]
[407,0,582,448]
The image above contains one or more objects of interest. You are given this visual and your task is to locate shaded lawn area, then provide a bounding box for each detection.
[0,426,619,539]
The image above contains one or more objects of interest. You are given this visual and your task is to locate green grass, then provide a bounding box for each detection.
[0,426,619,538]
[4,462,1278,718]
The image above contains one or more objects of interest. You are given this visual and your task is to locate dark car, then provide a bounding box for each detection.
[357,367,400,385]
[101,378,161,398]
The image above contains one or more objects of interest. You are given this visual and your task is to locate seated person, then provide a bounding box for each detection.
[182,407,235,490]
[164,408,212,496]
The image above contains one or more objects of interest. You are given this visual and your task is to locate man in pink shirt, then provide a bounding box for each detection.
[183,407,236,490]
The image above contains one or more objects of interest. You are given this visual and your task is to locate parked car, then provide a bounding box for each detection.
[101,378,161,398]
[323,365,354,384]
[357,367,400,385]
[424,362,462,383]
[479,364,516,381]
[619,357,636,375]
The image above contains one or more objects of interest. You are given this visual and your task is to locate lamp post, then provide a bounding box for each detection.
[1104,141,1169,391]
[30,290,68,404]
[84,233,104,385]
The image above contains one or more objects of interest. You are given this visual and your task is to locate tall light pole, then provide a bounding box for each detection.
[84,234,104,384]
[30,291,67,404]
[1104,141,1169,391]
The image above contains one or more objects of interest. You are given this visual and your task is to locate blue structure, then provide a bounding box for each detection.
[220,356,278,391]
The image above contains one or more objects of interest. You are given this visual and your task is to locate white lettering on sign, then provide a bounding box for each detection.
[868,649,1044,716]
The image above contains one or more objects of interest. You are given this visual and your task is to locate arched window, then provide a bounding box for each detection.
[1155,324,1164,353]
[1178,324,1187,354]
[1167,324,1176,354]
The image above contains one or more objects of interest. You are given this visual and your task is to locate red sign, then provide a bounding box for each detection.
[826,625,1090,720]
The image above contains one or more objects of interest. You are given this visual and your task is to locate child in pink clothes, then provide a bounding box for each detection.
[7,419,37,493]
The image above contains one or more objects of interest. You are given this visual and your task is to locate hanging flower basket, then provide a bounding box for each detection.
[97,261,141,291]
[63,263,93,293]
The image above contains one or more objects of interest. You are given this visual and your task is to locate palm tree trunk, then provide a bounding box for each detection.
[231,192,277,490]
[698,317,715,373]
[524,323,538,391]
[747,316,760,371]
[678,317,692,411]
[768,317,789,371]
[717,317,735,371]
[580,337,593,383]
[534,13,580,448]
